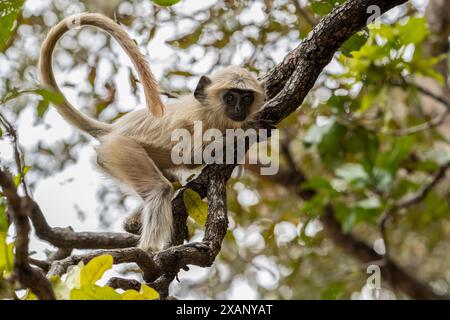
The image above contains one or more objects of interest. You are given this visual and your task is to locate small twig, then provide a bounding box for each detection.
[395,110,449,136]
[0,112,30,198]
[391,79,450,136]
[379,161,450,256]
[106,277,141,291]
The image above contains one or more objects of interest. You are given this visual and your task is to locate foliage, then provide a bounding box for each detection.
[0,0,24,52]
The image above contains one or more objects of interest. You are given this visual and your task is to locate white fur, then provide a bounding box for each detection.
[138,188,174,251]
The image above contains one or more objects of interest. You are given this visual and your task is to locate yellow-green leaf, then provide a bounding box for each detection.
[49,275,70,300]
[70,285,121,300]
[65,262,84,289]
[22,289,37,300]
[172,181,182,191]
[120,283,159,300]
[80,255,113,286]
[0,199,8,232]
[121,289,144,300]
[0,232,14,274]
[183,189,208,225]
[140,284,159,299]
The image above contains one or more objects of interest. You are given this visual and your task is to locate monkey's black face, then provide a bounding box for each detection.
[221,89,255,122]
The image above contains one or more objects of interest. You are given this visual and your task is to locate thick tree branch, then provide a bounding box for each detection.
[47,248,160,281]
[0,169,55,300]
[262,0,408,101]
[153,173,228,297]
[29,200,139,249]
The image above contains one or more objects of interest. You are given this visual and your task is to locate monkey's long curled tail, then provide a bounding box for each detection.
[39,13,164,138]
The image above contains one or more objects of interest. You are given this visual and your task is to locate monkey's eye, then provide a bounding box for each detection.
[241,94,253,105]
[223,92,236,106]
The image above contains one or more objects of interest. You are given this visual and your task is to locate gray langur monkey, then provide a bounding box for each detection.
[39,13,269,252]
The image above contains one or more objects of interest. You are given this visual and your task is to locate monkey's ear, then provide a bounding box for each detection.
[194,76,212,103]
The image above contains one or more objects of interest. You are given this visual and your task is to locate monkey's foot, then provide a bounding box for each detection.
[123,207,142,235]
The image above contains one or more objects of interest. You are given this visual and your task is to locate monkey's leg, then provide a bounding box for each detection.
[123,169,178,235]
[97,136,173,252]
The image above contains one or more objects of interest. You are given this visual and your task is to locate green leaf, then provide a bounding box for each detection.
[167,24,204,49]
[0,198,8,232]
[398,17,429,45]
[301,177,333,192]
[32,88,65,105]
[80,255,113,286]
[183,189,208,225]
[341,30,370,57]
[0,0,25,52]
[37,99,50,119]
[0,87,64,105]
[377,136,414,175]
[151,0,181,7]
[311,1,333,15]
[70,285,122,300]
[13,166,30,187]
[321,282,346,300]
[317,122,348,168]
[311,0,345,16]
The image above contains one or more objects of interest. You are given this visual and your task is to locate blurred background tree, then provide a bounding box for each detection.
[0,0,449,299]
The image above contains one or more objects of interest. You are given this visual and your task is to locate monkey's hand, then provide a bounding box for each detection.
[243,117,277,140]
